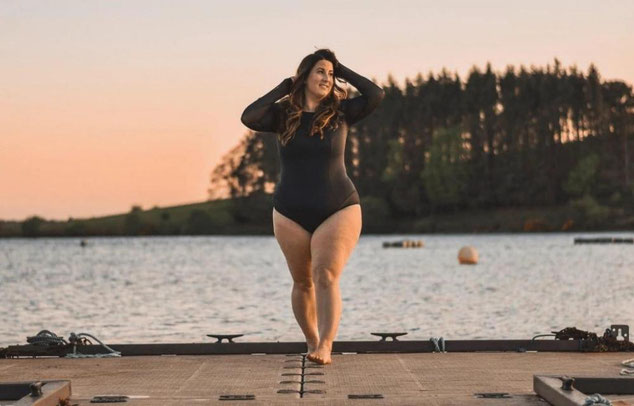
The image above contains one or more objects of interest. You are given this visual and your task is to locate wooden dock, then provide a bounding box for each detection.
[2,352,633,405]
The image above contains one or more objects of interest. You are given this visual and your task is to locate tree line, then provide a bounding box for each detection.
[210,60,633,224]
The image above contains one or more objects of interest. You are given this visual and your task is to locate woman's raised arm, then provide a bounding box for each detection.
[337,63,385,126]
[240,77,293,133]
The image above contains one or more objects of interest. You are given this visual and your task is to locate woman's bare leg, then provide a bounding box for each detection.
[307,204,362,364]
[272,208,319,353]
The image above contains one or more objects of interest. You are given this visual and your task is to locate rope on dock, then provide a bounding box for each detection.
[549,326,634,352]
[429,337,446,352]
[66,332,121,358]
[621,358,634,375]
[582,393,612,405]
[27,330,68,346]
[26,330,121,358]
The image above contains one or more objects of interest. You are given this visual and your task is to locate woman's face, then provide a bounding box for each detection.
[305,59,334,100]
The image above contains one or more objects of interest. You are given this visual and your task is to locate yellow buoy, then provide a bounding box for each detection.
[458,246,478,265]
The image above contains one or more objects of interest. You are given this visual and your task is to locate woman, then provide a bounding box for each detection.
[240,49,384,365]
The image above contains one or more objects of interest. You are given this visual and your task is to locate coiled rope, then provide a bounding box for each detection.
[27,330,121,358]
[583,393,612,405]
[621,358,634,375]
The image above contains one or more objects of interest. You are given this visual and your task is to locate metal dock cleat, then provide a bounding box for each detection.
[370,332,408,341]
[206,334,244,343]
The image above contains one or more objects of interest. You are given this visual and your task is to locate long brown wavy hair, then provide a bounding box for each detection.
[278,49,348,146]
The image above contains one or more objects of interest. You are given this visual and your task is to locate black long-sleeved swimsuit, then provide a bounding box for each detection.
[240,64,385,233]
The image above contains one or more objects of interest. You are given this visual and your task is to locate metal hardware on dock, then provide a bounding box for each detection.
[560,376,575,391]
[348,394,384,399]
[276,354,327,399]
[29,380,42,396]
[218,394,255,400]
[474,392,512,398]
[370,332,407,341]
[90,395,129,403]
[610,325,629,342]
[206,334,244,343]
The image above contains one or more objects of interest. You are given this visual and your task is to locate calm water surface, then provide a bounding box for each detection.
[1,233,632,347]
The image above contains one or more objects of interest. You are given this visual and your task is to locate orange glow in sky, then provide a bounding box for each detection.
[2,0,633,221]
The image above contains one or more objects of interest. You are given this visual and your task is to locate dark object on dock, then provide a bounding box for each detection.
[91,395,129,403]
[534,375,634,406]
[474,392,512,398]
[27,330,68,346]
[560,376,574,391]
[564,325,629,342]
[80,239,88,247]
[207,334,244,343]
[370,332,407,341]
[0,380,71,405]
[382,240,423,248]
[551,325,631,351]
[611,324,630,341]
[219,394,254,401]
[348,394,384,399]
[574,237,633,244]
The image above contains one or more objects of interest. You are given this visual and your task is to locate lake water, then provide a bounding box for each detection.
[1,233,632,347]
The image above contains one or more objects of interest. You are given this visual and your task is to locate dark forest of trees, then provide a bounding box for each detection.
[210,60,633,228]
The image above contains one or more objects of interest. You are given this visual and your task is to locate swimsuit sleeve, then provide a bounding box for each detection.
[338,63,385,126]
[241,77,293,133]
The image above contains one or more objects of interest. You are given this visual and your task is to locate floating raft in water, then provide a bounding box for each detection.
[574,237,633,244]
[382,240,424,248]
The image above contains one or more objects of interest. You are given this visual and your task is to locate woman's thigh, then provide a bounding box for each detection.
[310,204,362,280]
[273,208,312,284]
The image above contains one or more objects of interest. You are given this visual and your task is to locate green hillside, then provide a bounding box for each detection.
[1,193,632,238]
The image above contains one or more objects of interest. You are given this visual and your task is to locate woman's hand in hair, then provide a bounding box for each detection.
[333,60,342,78]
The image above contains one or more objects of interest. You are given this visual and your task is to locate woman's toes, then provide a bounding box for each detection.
[306,352,331,365]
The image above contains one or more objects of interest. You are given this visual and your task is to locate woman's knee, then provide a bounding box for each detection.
[312,266,339,289]
[292,278,315,291]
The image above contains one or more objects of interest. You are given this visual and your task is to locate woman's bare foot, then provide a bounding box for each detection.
[306,342,332,365]
[306,337,319,355]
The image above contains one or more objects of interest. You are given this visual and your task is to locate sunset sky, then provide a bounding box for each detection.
[2,0,633,221]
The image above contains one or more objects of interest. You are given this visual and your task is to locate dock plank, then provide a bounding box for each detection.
[1,352,633,405]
